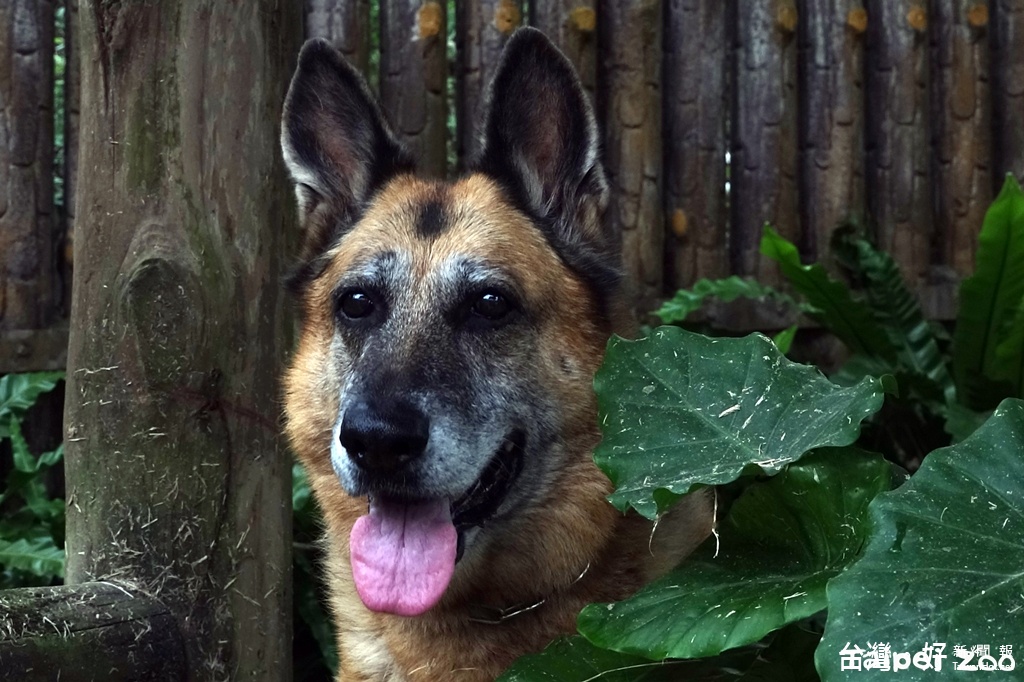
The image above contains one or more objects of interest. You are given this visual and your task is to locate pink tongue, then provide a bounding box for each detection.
[349,498,457,616]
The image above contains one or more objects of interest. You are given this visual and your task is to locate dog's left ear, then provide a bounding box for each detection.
[474,28,612,256]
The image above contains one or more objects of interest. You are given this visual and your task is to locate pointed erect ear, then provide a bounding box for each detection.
[281,39,414,237]
[473,28,611,252]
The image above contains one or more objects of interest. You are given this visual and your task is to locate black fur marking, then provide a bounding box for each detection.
[415,197,450,238]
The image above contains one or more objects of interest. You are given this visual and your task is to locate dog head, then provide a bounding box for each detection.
[281,28,625,617]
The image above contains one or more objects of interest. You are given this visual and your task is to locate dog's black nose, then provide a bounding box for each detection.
[339,399,429,474]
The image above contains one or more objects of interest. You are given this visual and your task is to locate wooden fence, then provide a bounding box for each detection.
[4,0,1024,375]
[0,1,1022,680]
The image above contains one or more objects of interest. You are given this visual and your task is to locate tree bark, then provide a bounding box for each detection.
[931,0,992,276]
[455,0,522,165]
[991,0,1024,182]
[0,582,186,682]
[305,0,371,76]
[0,0,55,331]
[530,0,598,100]
[664,0,729,289]
[599,0,663,312]
[380,0,448,177]
[864,0,932,289]
[798,0,865,263]
[64,2,300,680]
[731,0,800,285]
[63,0,79,315]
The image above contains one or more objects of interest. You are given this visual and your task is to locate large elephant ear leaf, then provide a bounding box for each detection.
[817,398,1024,681]
[952,175,1024,410]
[594,327,887,519]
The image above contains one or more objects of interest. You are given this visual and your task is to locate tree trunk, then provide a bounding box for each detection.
[663,0,729,289]
[931,0,992,277]
[864,0,932,290]
[0,582,186,681]
[798,0,865,264]
[991,0,1024,183]
[0,0,55,331]
[599,0,663,312]
[455,0,522,165]
[380,0,448,177]
[530,0,597,100]
[64,2,300,680]
[305,0,372,76]
[731,0,800,285]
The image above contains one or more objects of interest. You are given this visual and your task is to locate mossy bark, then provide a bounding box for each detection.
[0,582,185,681]
[64,2,301,680]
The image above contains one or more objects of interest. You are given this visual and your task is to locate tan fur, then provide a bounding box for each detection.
[285,174,713,681]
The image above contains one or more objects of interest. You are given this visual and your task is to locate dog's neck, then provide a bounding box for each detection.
[465,561,592,625]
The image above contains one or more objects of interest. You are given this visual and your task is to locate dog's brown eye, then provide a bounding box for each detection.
[339,291,375,319]
[472,291,511,321]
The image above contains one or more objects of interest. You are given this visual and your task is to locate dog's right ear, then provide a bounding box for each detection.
[281,39,414,254]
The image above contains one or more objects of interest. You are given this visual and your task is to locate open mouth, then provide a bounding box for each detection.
[348,430,526,617]
[450,429,525,531]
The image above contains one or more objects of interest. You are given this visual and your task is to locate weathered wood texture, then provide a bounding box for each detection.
[0,0,55,332]
[62,0,79,311]
[663,0,729,288]
[864,0,932,289]
[0,582,186,682]
[380,0,447,177]
[599,0,663,311]
[64,2,299,680]
[931,0,992,276]
[305,0,371,75]
[991,0,1024,182]
[456,0,522,164]
[530,0,598,98]
[798,0,865,263]
[731,0,800,284]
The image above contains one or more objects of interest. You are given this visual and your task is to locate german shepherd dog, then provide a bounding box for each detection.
[280,28,713,681]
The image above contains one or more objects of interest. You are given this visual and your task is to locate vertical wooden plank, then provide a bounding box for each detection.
[599,0,663,311]
[531,0,598,98]
[931,0,992,276]
[65,1,300,679]
[304,0,371,76]
[63,0,79,313]
[380,0,447,177]
[864,0,931,288]
[798,0,865,262]
[991,0,1024,181]
[455,0,522,165]
[0,0,55,330]
[664,0,729,289]
[731,0,800,283]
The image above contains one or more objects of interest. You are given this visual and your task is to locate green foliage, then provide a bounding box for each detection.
[819,399,1024,681]
[595,328,886,519]
[0,372,66,589]
[655,276,806,325]
[293,464,339,680]
[953,176,1024,410]
[504,179,1024,679]
[579,451,890,660]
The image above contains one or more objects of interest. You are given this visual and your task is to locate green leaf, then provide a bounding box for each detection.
[500,629,821,682]
[760,227,895,360]
[942,402,990,443]
[952,175,1024,409]
[0,372,64,423]
[595,327,886,518]
[835,236,954,402]
[772,326,797,355]
[499,636,757,682]
[579,451,890,660]
[656,277,807,325]
[0,536,65,579]
[817,398,1024,681]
